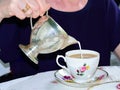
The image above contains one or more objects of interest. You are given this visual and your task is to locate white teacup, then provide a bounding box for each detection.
[56,49,100,83]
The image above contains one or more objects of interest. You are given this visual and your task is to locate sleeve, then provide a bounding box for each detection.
[0,17,31,63]
[105,0,120,51]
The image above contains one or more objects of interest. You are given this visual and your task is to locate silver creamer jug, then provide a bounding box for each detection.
[19,14,78,64]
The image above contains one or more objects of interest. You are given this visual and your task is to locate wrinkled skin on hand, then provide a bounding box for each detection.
[0,0,50,21]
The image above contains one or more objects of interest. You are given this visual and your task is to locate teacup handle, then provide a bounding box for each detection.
[56,55,68,70]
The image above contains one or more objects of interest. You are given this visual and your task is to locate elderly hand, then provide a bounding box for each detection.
[0,0,50,22]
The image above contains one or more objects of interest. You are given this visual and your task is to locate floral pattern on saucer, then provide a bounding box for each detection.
[63,75,73,82]
[116,83,120,89]
[88,81,120,90]
[54,68,108,87]
[62,72,105,83]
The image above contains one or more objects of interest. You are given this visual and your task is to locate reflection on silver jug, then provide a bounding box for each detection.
[19,14,78,64]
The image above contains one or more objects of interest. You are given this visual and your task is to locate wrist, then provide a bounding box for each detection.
[0,0,8,22]
[0,13,4,22]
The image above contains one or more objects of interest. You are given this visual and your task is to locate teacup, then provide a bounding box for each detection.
[56,49,100,83]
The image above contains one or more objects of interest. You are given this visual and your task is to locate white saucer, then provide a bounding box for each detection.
[54,68,108,88]
[88,81,120,90]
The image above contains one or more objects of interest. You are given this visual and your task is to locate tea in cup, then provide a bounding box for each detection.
[56,49,100,83]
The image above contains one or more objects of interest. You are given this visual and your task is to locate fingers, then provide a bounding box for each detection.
[21,4,33,17]
[25,0,50,18]
[8,0,31,19]
[8,0,26,20]
[8,0,50,20]
[25,0,40,18]
[36,0,50,16]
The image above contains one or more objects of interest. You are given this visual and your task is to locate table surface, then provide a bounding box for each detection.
[0,66,120,90]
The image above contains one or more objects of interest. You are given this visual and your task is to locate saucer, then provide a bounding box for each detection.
[54,68,108,87]
[88,81,120,90]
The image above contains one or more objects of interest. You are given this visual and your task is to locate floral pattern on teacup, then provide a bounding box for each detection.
[76,63,90,76]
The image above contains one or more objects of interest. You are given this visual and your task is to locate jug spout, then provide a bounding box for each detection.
[60,36,78,50]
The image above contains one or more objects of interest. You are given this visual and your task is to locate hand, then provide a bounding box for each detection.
[0,0,50,21]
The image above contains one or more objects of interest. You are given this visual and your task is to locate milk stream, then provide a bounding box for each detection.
[77,41,83,58]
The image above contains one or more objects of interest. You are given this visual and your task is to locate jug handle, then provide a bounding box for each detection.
[30,11,49,30]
